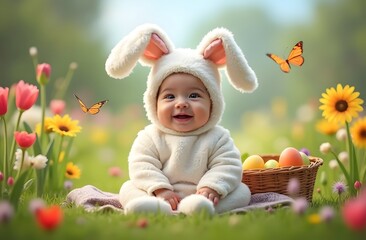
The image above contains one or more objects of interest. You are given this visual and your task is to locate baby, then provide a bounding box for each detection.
[105,24,258,215]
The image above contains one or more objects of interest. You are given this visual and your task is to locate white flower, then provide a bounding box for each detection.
[29,155,48,169]
[29,46,38,57]
[338,151,349,164]
[329,160,338,169]
[336,128,347,141]
[14,149,31,170]
[320,142,332,154]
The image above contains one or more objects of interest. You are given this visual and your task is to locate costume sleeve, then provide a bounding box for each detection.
[197,128,242,198]
[128,129,173,195]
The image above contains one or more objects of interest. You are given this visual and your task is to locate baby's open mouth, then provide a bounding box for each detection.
[173,114,192,119]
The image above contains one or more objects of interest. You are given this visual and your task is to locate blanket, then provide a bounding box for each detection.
[65,185,294,214]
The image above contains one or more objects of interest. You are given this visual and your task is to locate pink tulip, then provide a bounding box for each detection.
[14,131,36,149]
[342,197,366,231]
[7,177,14,186]
[15,80,39,111]
[0,87,9,116]
[36,63,51,85]
[50,99,66,115]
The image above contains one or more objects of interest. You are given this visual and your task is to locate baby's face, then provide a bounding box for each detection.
[157,73,211,133]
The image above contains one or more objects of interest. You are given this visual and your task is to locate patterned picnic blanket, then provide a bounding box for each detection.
[65,185,294,214]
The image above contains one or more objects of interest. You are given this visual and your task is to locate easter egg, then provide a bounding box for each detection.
[279,147,303,167]
[242,155,265,170]
[264,159,279,169]
[299,152,310,165]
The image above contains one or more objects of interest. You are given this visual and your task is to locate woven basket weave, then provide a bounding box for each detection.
[242,154,323,202]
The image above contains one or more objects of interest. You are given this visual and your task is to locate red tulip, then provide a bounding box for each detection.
[36,63,51,85]
[14,131,36,149]
[342,197,366,231]
[0,87,9,116]
[15,80,39,111]
[36,205,63,231]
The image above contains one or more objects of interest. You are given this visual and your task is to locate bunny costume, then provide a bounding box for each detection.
[105,24,258,215]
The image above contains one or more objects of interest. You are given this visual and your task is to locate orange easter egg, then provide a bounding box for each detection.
[279,147,303,167]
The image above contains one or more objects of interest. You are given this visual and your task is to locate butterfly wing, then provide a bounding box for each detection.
[287,41,304,66]
[74,94,89,113]
[266,53,291,73]
[87,100,108,115]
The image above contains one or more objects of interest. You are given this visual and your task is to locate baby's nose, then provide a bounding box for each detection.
[175,98,189,108]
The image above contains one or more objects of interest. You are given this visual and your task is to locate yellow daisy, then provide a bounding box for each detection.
[315,119,341,135]
[35,117,53,135]
[48,114,81,137]
[65,162,81,179]
[307,213,322,224]
[319,84,364,124]
[351,117,366,148]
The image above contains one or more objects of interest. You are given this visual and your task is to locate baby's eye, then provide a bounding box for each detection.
[189,93,200,98]
[164,94,175,100]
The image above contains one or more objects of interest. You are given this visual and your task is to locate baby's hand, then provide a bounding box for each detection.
[153,188,180,210]
[196,187,220,206]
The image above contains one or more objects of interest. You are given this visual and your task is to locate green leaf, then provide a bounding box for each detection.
[10,170,30,210]
[241,153,249,163]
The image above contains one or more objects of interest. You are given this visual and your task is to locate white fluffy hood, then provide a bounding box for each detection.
[105,24,258,135]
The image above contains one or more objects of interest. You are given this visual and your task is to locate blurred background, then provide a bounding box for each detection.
[1,0,366,190]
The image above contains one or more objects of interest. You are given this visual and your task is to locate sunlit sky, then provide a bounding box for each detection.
[97,0,315,49]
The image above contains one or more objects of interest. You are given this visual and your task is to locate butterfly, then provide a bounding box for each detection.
[74,94,108,115]
[266,41,304,73]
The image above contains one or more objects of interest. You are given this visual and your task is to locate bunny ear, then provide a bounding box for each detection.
[105,24,174,79]
[198,28,258,93]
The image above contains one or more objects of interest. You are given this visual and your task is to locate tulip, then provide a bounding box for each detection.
[342,197,366,231]
[7,177,14,186]
[14,131,36,149]
[0,87,9,116]
[36,205,63,231]
[50,99,66,115]
[36,63,51,85]
[15,80,39,111]
[354,181,362,191]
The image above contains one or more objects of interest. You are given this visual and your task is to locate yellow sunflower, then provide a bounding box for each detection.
[319,84,364,124]
[316,119,341,135]
[351,117,366,148]
[65,162,81,179]
[48,114,81,137]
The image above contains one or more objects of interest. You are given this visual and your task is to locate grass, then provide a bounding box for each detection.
[2,200,365,240]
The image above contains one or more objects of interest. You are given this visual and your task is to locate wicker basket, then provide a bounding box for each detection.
[242,154,323,202]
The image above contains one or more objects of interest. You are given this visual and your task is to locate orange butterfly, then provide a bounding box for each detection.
[266,41,304,73]
[74,94,108,115]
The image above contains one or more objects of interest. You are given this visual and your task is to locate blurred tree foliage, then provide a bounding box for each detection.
[192,0,366,128]
[1,0,365,123]
[0,0,107,107]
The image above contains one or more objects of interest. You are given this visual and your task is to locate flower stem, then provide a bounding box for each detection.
[55,66,75,100]
[8,110,24,176]
[52,135,64,190]
[1,116,8,178]
[346,122,359,196]
[40,85,46,152]
[1,116,8,198]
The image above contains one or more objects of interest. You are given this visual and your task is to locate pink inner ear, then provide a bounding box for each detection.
[143,33,169,60]
[203,38,226,65]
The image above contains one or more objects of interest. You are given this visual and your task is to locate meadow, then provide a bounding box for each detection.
[1,101,366,240]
